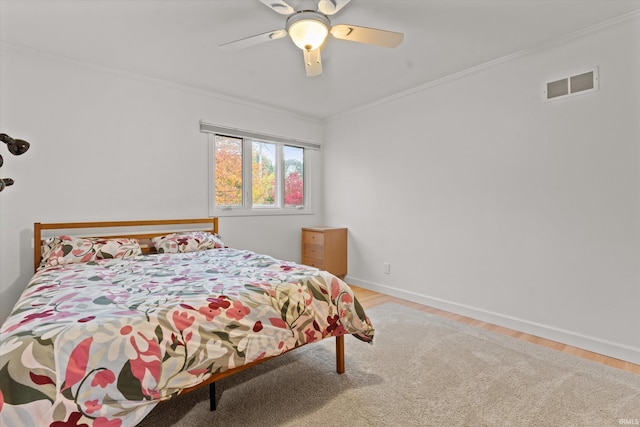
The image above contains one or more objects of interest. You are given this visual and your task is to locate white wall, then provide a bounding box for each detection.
[324,15,640,364]
[0,47,324,323]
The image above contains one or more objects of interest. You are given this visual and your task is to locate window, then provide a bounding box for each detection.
[202,122,318,216]
[284,145,304,207]
[251,140,277,207]
[214,135,243,207]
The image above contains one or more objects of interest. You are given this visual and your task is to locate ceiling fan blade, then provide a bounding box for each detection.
[318,0,351,15]
[220,29,287,51]
[304,48,322,77]
[330,24,404,48]
[258,0,295,15]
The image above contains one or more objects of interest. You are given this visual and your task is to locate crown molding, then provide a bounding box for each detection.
[0,42,323,125]
[326,9,640,122]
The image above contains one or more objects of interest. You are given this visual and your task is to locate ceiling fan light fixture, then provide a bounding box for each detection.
[287,12,330,51]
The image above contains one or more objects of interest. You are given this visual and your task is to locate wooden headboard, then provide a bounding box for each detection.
[34,218,218,272]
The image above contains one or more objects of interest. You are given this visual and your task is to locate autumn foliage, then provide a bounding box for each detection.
[215,136,304,207]
[284,171,303,206]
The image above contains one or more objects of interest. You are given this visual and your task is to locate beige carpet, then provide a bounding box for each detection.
[138,303,640,427]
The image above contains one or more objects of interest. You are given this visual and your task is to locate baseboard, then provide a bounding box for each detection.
[346,276,640,366]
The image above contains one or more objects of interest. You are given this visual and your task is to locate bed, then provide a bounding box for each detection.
[0,218,374,427]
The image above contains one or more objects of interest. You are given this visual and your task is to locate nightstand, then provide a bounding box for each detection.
[301,227,347,279]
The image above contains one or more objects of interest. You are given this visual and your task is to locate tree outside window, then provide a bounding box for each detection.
[213,134,306,212]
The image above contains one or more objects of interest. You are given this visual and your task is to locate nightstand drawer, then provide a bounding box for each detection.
[302,231,324,246]
[301,256,324,270]
[302,243,324,258]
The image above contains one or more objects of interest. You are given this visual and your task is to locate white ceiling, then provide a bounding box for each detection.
[1,0,639,119]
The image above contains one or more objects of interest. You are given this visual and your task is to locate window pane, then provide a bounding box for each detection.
[252,141,276,207]
[214,135,243,206]
[284,145,304,207]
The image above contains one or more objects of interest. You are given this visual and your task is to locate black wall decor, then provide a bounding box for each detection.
[0,133,30,192]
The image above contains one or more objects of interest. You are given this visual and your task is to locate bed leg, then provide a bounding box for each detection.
[209,382,216,411]
[336,335,345,374]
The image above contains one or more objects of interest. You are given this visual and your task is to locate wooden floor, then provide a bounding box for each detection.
[350,285,640,375]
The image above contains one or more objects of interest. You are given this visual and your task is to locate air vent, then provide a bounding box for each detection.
[544,67,598,101]
[547,78,569,99]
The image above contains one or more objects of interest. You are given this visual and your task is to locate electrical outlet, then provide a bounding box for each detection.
[383,262,391,274]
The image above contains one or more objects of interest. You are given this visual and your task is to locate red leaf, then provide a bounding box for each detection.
[63,337,93,390]
[269,318,288,329]
[330,278,340,300]
[30,371,55,386]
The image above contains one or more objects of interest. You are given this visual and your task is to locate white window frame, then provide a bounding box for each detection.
[202,122,318,217]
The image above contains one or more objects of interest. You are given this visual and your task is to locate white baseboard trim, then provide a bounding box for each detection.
[346,275,640,366]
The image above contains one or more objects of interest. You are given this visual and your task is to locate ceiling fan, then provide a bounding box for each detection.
[220,0,404,77]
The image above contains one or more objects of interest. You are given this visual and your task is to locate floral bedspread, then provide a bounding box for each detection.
[0,248,374,427]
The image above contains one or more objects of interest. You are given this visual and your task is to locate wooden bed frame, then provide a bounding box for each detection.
[34,218,220,271]
[33,218,345,410]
